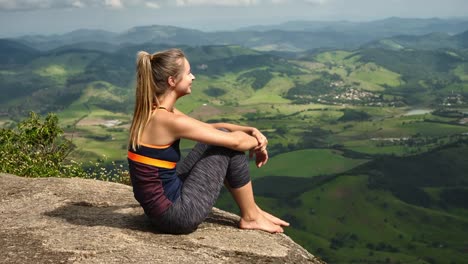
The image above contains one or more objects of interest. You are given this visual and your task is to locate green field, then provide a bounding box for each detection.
[2,43,468,264]
[218,173,468,263]
[250,149,369,178]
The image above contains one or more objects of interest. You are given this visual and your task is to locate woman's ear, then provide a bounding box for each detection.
[168,76,176,87]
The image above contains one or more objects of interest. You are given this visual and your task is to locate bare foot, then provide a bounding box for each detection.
[257,205,290,227]
[239,212,284,233]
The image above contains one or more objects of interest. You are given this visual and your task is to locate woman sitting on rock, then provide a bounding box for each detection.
[127,48,289,234]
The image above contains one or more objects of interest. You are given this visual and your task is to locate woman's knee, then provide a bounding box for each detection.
[227,176,250,189]
[168,223,199,234]
[151,216,200,234]
[225,152,250,188]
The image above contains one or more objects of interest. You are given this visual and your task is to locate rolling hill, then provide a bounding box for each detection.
[240,17,468,36]
[1,23,468,263]
[362,29,468,50]
[0,39,40,67]
[11,17,468,52]
[216,139,468,263]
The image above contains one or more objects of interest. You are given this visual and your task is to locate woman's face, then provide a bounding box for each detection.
[174,58,195,96]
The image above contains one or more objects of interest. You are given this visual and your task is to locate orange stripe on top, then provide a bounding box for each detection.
[138,142,172,149]
[127,151,176,169]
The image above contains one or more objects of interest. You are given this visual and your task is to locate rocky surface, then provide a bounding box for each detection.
[0,173,324,263]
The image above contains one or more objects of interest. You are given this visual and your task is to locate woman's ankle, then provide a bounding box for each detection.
[240,206,261,221]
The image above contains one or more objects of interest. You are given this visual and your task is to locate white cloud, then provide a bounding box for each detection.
[0,0,283,10]
[0,0,128,10]
[145,1,160,9]
[71,0,85,8]
[173,0,331,6]
[105,0,123,8]
[172,0,329,7]
[269,0,329,5]
[0,0,52,10]
[303,0,328,4]
[0,0,329,11]
[270,0,287,3]
[175,0,259,7]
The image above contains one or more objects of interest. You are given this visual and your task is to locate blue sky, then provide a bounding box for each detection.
[1,0,468,37]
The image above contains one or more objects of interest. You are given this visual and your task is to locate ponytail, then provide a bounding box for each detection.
[128,48,186,151]
[128,51,156,151]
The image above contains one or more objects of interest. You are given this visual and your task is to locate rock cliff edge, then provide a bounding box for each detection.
[0,173,324,263]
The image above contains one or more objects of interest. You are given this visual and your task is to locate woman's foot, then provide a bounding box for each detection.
[239,210,284,233]
[257,205,290,227]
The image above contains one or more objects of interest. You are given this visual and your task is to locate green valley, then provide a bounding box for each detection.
[1,25,468,263]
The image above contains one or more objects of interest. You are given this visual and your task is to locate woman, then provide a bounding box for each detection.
[128,48,289,234]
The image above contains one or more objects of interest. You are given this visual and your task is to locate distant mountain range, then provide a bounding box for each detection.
[1,16,467,115]
[239,17,468,34]
[2,17,468,264]
[363,30,468,50]
[8,17,468,52]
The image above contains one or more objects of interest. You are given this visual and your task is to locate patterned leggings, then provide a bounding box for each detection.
[150,142,251,234]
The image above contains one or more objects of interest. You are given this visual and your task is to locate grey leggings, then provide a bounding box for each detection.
[150,142,251,234]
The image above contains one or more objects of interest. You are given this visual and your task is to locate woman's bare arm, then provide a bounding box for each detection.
[166,113,258,152]
[173,108,268,151]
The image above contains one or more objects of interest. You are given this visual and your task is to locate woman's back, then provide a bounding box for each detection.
[128,139,182,218]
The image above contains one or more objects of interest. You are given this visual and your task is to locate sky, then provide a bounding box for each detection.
[1,0,468,37]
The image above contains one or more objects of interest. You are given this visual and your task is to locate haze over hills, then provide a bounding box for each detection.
[1,17,468,263]
[2,27,467,116]
[239,17,468,33]
[363,30,468,50]
[11,17,468,52]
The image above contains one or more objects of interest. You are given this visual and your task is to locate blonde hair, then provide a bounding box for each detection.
[128,48,186,151]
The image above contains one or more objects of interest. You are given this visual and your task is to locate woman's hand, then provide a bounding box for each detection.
[250,128,268,151]
[250,146,269,168]
[248,128,269,167]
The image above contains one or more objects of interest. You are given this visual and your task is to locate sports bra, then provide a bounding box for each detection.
[127,113,182,217]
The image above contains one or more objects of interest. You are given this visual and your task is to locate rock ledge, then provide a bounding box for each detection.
[0,173,324,263]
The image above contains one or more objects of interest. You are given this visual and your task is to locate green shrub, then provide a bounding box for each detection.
[0,111,75,177]
[338,108,371,122]
[0,111,130,185]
